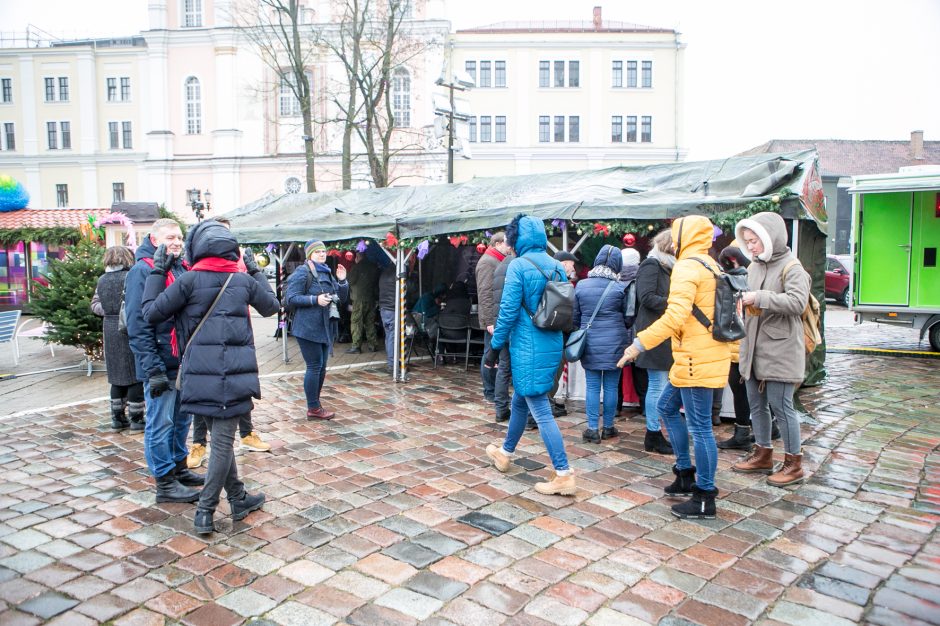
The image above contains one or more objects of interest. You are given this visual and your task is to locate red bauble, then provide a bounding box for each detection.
[344,251,354,262]
[622,233,637,247]
[476,242,487,254]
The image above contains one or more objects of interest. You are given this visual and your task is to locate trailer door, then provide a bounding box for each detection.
[857,192,912,306]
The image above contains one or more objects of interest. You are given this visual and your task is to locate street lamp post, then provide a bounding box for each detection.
[187,188,212,222]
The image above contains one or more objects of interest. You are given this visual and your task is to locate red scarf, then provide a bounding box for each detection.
[191,257,240,272]
[485,247,506,262]
[142,257,182,356]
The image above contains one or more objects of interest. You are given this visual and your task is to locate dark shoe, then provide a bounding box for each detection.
[110,399,129,430]
[582,428,601,444]
[174,461,205,487]
[194,509,215,535]
[771,420,781,441]
[552,403,568,417]
[601,426,619,440]
[525,416,537,431]
[231,492,266,521]
[345,346,362,354]
[717,425,752,450]
[495,410,510,423]
[671,485,718,519]
[644,430,674,454]
[129,419,144,432]
[484,395,495,404]
[664,465,696,497]
[306,407,336,421]
[155,473,200,503]
[127,401,145,431]
[111,416,129,430]
[732,445,774,474]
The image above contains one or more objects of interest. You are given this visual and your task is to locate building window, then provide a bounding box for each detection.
[469,116,477,142]
[3,123,14,150]
[479,61,491,88]
[56,184,68,207]
[612,61,622,88]
[553,61,565,88]
[47,121,57,149]
[642,61,652,88]
[641,116,652,142]
[185,76,202,134]
[279,73,301,117]
[465,61,476,86]
[122,121,133,149]
[58,77,69,102]
[568,61,579,87]
[285,177,302,193]
[479,115,491,142]
[183,0,202,27]
[627,61,637,88]
[611,116,622,142]
[120,77,131,100]
[392,67,411,127]
[553,115,564,142]
[108,122,119,149]
[2,78,12,103]
[538,116,549,142]
[106,78,117,101]
[626,116,637,142]
[495,61,506,88]
[568,116,579,142]
[495,116,506,142]
[60,121,71,149]
[538,61,549,88]
[112,182,125,203]
[45,78,55,102]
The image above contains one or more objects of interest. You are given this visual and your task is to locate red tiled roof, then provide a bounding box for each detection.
[739,138,940,178]
[0,208,113,230]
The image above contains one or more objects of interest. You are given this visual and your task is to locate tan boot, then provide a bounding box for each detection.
[485,444,511,473]
[534,471,577,496]
[767,453,804,486]
[732,445,774,474]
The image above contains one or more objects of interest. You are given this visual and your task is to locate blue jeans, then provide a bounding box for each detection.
[381,308,395,369]
[494,347,512,415]
[143,379,192,479]
[481,332,496,400]
[658,381,718,491]
[502,393,569,471]
[644,369,670,431]
[296,337,330,409]
[584,369,619,430]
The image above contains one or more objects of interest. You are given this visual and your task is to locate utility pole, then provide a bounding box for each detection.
[447,84,455,183]
[435,71,474,184]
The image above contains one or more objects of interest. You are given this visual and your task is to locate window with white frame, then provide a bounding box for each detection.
[642,61,652,88]
[611,116,622,142]
[538,61,549,88]
[568,116,579,142]
[122,121,133,149]
[44,78,55,102]
[612,61,622,88]
[553,61,564,88]
[108,122,119,149]
[392,67,411,128]
[568,61,579,88]
[641,116,652,142]
[56,184,68,207]
[1,78,12,103]
[494,61,506,88]
[58,77,69,101]
[113,182,125,203]
[183,0,203,27]
[495,116,506,142]
[279,73,302,117]
[120,77,131,100]
[469,116,477,142]
[465,61,476,86]
[479,61,491,88]
[60,121,71,149]
[2,123,14,151]
[538,116,549,142]
[106,78,117,102]
[626,116,637,142]
[185,76,202,134]
[553,115,564,142]
[47,121,57,149]
[627,61,637,88]
[479,116,491,142]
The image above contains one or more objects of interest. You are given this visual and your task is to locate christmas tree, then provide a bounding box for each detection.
[30,239,105,359]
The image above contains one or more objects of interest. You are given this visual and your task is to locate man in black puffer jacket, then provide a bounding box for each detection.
[143,220,280,535]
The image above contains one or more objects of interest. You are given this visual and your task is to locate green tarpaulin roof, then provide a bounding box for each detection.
[228,150,824,244]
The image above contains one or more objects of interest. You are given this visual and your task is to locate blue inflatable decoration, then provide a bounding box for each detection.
[0,175,30,212]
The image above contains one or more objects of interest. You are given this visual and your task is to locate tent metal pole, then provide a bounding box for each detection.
[399,248,415,382]
[790,219,800,257]
[569,231,591,255]
[393,247,403,382]
[562,224,569,251]
[278,242,297,363]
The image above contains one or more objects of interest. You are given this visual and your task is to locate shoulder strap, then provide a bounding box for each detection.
[585,281,616,329]
[522,256,562,281]
[687,257,716,330]
[781,259,801,285]
[182,274,234,355]
[688,256,718,277]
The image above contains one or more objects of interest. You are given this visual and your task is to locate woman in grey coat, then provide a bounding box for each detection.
[730,212,812,486]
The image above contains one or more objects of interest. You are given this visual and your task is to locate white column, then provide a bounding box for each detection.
[211,31,241,157]
[76,51,98,154]
[149,0,167,30]
[143,32,174,160]
[18,55,38,155]
[24,164,41,207]
[81,163,98,207]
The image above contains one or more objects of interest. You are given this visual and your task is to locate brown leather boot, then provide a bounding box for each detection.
[767,453,804,486]
[732,445,774,474]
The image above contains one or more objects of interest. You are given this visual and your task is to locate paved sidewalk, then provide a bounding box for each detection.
[0,350,938,625]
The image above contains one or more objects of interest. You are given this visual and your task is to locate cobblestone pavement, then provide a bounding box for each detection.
[1,352,938,625]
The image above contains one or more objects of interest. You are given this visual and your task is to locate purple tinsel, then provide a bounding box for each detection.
[356,239,368,252]
[417,240,430,260]
[265,243,275,253]
[551,219,565,229]
[484,230,493,238]
[712,225,723,241]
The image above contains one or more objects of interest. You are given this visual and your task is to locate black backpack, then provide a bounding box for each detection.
[622,279,637,328]
[520,257,575,332]
[688,257,747,342]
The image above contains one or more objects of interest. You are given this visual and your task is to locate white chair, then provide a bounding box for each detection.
[0,310,21,366]
[15,317,56,364]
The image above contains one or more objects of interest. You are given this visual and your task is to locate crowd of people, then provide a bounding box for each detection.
[90,210,811,533]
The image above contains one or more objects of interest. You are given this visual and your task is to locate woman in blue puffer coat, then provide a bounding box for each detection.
[573,245,632,444]
[483,215,576,496]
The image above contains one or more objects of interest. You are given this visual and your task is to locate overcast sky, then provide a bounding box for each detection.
[3,0,939,160]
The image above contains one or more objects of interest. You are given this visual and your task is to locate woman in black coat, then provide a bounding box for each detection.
[143,220,279,535]
[91,246,144,431]
[634,229,675,454]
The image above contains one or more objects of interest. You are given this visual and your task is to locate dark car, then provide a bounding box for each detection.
[825,254,852,307]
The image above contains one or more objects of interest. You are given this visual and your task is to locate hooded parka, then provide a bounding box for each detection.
[573,245,630,371]
[735,212,811,384]
[634,252,674,372]
[636,215,730,389]
[142,221,280,418]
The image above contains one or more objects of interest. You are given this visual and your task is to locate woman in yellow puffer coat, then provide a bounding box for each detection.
[618,215,730,520]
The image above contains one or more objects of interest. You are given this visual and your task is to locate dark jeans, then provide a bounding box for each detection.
[380,308,395,369]
[110,382,144,402]
[196,415,246,513]
[193,413,253,445]
[296,337,330,409]
[143,380,192,479]
[494,347,512,415]
[481,332,496,400]
[728,362,750,427]
[658,382,719,491]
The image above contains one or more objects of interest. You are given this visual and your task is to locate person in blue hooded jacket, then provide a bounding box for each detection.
[573,244,632,444]
[482,214,576,496]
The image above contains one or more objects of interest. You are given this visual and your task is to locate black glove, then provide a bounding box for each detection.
[148,371,170,397]
[483,348,499,369]
[243,249,261,276]
[151,244,175,275]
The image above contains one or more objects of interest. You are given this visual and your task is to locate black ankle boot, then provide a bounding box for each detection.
[582,428,600,444]
[663,465,696,497]
[525,416,537,431]
[230,492,265,521]
[671,485,718,519]
[175,459,205,486]
[155,473,200,503]
[110,399,129,430]
[127,401,145,431]
[644,430,674,454]
[601,426,619,440]
[194,509,215,535]
[717,425,753,450]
